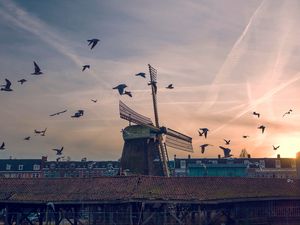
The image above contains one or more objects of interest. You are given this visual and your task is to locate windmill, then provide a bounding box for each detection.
[119,64,193,177]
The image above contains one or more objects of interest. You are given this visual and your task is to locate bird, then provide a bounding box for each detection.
[219,146,233,158]
[253,112,260,118]
[242,135,249,138]
[258,125,266,134]
[123,90,132,97]
[24,136,31,141]
[1,79,13,91]
[166,84,174,89]
[283,109,293,117]
[113,84,127,95]
[82,65,90,72]
[148,81,157,94]
[223,139,231,145]
[49,110,67,117]
[52,147,64,155]
[34,128,47,136]
[273,145,280,150]
[87,39,100,49]
[135,72,146,78]
[199,128,209,138]
[31,61,43,75]
[71,110,84,118]
[18,79,27,85]
[91,99,97,103]
[200,144,212,154]
[0,142,5,150]
[56,156,64,162]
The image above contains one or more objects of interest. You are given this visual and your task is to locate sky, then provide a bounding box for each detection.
[1,0,300,161]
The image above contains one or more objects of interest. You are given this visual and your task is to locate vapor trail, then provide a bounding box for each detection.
[204,0,265,108]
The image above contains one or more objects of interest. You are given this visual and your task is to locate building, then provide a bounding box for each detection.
[0,157,47,178]
[174,154,299,179]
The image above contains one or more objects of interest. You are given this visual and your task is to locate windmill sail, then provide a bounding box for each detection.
[165,128,193,152]
[119,100,153,126]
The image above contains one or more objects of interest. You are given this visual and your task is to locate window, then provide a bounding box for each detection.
[33,164,40,170]
[275,160,281,168]
[18,165,24,170]
[180,160,186,169]
[6,164,11,170]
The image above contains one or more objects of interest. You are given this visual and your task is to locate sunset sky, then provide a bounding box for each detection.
[1,0,300,161]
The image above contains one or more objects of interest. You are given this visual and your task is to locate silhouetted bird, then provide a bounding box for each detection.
[242,135,249,138]
[135,72,146,78]
[18,79,27,85]
[87,39,100,49]
[283,109,293,117]
[0,142,5,150]
[253,111,260,118]
[200,144,212,154]
[71,110,84,118]
[52,147,64,155]
[199,128,209,138]
[34,128,47,136]
[91,99,97,103]
[56,156,64,162]
[258,125,266,134]
[1,79,13,92]
[224,139,231,145]
[166,84,174,89]
[24,136,30,141]
[49,110,67,117]
[273,145,280,150]
[219,146,233,158]
[148,81,157,94]
[124,90,132,97]
[31,61,43,75]
[113,84,127,95]
[82,65,90,71]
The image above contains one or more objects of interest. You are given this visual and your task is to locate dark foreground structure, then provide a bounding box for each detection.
[0,176,300,225]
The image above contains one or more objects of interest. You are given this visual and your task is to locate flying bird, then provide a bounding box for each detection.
[87,39,100,49]
[31,61,43,75]
[71,110,84,118]
[113,84,127,95]
[123,90,132,97]
[219,146,233,158]
[242,135,249,139]
[34,128,47,136]
[253,112,260,118]
[82,65,90,71]
[0,142,5,150]
[91,99,97,103]
[24,136,31,141]
[283,109,293,117]
[200,144,212,154]
[135,72,146,78]
[52,147,64,155]
[199,128,209,138]
[49,110,67,117]
[166,84,174,89]
[18,79,27,85]
[1,79,13,91]
[223,139,231,145]
[258,125,266,134]
[273,145,280,150]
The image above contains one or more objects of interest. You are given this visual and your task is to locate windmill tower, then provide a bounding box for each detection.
[119,64,193,177]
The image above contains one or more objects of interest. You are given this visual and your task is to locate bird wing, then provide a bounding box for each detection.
[118,87,124,95]
[5,79,11,88]
[0,142,4,148]
[91,41,98,49]
[34,61,41,73]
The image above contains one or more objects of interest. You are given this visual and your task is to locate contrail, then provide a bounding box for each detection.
[204,0,265,108]
[211,73,300,134]
[0,0,110,88]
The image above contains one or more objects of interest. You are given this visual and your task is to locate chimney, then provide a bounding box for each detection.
[247,154,251,158]
[42,156,47,162]
[277,154,280,159]
[296,152,300,179]
[218,154,221,159]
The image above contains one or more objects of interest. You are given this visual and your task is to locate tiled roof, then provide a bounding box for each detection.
[0,176,299,204]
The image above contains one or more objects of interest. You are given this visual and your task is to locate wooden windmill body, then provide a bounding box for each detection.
[119,65,193,177]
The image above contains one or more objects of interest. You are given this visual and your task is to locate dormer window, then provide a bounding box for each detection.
[18,165,24,170]
[6,164,11,170]
[33,164,40,170]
